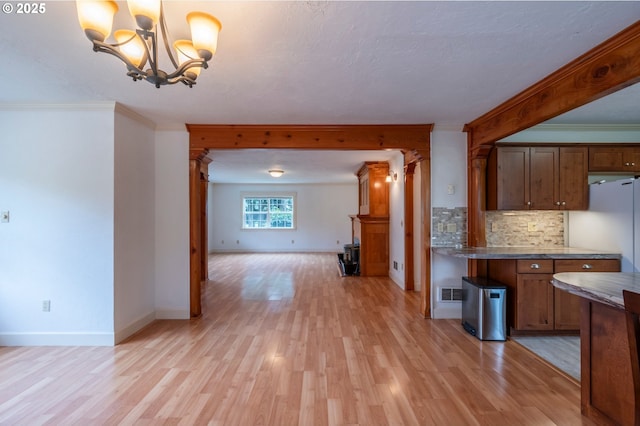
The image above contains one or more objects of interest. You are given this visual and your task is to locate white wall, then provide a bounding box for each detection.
[430,128,468,319]
[388,152,405,288]
[113,108,157,342]
[154,131,190,319]
[208,183,357,252]
[0,105,116,345]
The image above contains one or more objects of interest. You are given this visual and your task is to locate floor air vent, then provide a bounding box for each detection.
[440,287,463,302]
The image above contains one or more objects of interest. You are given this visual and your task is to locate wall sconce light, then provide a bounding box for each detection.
[269,169,284,178]
[386,170,398,183]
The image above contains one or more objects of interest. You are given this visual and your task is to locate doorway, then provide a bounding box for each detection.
[187,124,433,318]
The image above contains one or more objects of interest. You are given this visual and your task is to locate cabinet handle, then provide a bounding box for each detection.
[527,201,532,206]
[582,264,593,269]
[530,263,540,269]
[555,201,561,206]
[561,201,566,206]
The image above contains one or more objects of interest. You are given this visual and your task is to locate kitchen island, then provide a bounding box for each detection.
[434,246,621,334]
[551,272,640,426]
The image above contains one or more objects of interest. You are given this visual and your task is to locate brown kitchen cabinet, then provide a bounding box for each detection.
[516,260,554,331]
[589,146,640,173]
[487,145,588,210]
[553,259,621,330]
[488,257,621,334]
[355,162,389,276]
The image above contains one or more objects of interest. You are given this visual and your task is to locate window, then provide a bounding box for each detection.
[242,194,295,229]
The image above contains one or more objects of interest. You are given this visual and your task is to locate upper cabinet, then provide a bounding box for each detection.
[487,145,588,210]
[357,162,389,217]
[589,146,640,173]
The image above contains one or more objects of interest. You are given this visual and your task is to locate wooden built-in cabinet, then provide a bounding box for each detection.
[487,145,588,210]
[354,162,389,276]
[589,146,640,173]
[516,260,554,331]
[488,258,620,334]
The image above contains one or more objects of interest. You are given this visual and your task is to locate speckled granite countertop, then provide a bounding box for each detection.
[552,272,640,309]
[432,246,622,260]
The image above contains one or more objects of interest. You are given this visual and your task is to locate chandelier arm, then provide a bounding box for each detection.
[138,29,160,80]
[92,40,145,76]
[164,58,208,80]
[158,4,181,70]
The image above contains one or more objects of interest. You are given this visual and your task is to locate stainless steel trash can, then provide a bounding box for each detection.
[461,276,507,341]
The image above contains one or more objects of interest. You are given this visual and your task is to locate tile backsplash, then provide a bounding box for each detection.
[432,207,467,247]
[432,208,565,247]
[485,211,565,247]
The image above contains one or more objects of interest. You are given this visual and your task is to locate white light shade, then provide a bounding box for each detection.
[127,0,161,31]
[174,40,202,79]
[76,0,118,42]
[269,170,284,178]
[187,12,221,61]
[114,30,147,68]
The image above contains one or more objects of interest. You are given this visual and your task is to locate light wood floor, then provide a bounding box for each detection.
[0,253,594,425]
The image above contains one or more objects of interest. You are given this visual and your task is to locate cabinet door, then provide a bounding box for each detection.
[558,147,588,210]
[589,147,640,172]
[629,149,640,172]
[553,288,580,330]
[530,147,558,209]
[516,273,554,330]
[495,147,530,210]
[553,259,621,330]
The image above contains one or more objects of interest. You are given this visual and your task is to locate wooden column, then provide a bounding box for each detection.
[200,158,212,282]
[417,149,431,318]
[403,162,416,291]
[189,148,209,318]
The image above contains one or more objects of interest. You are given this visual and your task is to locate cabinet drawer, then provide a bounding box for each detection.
[517,259,553,274]
[554,259,620,273]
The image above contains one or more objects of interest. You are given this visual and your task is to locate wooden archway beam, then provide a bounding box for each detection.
[187,124,432,151]
[464,20,640,155]
[463,20,640,253]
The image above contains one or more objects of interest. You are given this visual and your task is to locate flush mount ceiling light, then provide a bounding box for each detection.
[269,169,284,178]
[76,0,221,88]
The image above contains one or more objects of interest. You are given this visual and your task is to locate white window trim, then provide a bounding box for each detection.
[241,192,297,230]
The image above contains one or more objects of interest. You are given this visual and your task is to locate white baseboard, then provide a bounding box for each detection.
[0,332,115,346]
[432,305,462,319]
[155,309,190,320]
[115,312,156,344]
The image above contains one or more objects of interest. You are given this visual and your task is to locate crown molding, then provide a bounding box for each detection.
[114,102,156,130]
[0,102,117,112]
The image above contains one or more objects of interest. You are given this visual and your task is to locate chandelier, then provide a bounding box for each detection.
[76,0,221,88]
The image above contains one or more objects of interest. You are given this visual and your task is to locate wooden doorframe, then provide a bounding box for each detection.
[186,124,433,318]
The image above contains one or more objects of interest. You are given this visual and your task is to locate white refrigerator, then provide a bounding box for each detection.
[568,177,640,272]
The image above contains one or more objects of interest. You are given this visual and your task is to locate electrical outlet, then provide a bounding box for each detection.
[447,184,455,195]
[491,222,498,232]
[437,223,444,233]
[42,300,51,312]
[527,222,537,232]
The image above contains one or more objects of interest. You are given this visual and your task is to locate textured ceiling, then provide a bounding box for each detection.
[1,1,639,183]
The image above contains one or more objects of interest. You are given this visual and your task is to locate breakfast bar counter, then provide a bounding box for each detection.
[551,272,640,426]
[433,246,622,260]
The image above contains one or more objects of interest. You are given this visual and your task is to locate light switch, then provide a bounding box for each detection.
[446,223,457,233]
[447,184,455,195]
[1,211,9,223]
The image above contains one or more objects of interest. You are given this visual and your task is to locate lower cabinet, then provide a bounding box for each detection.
[516,260,554,331]
[489,257,621,334]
